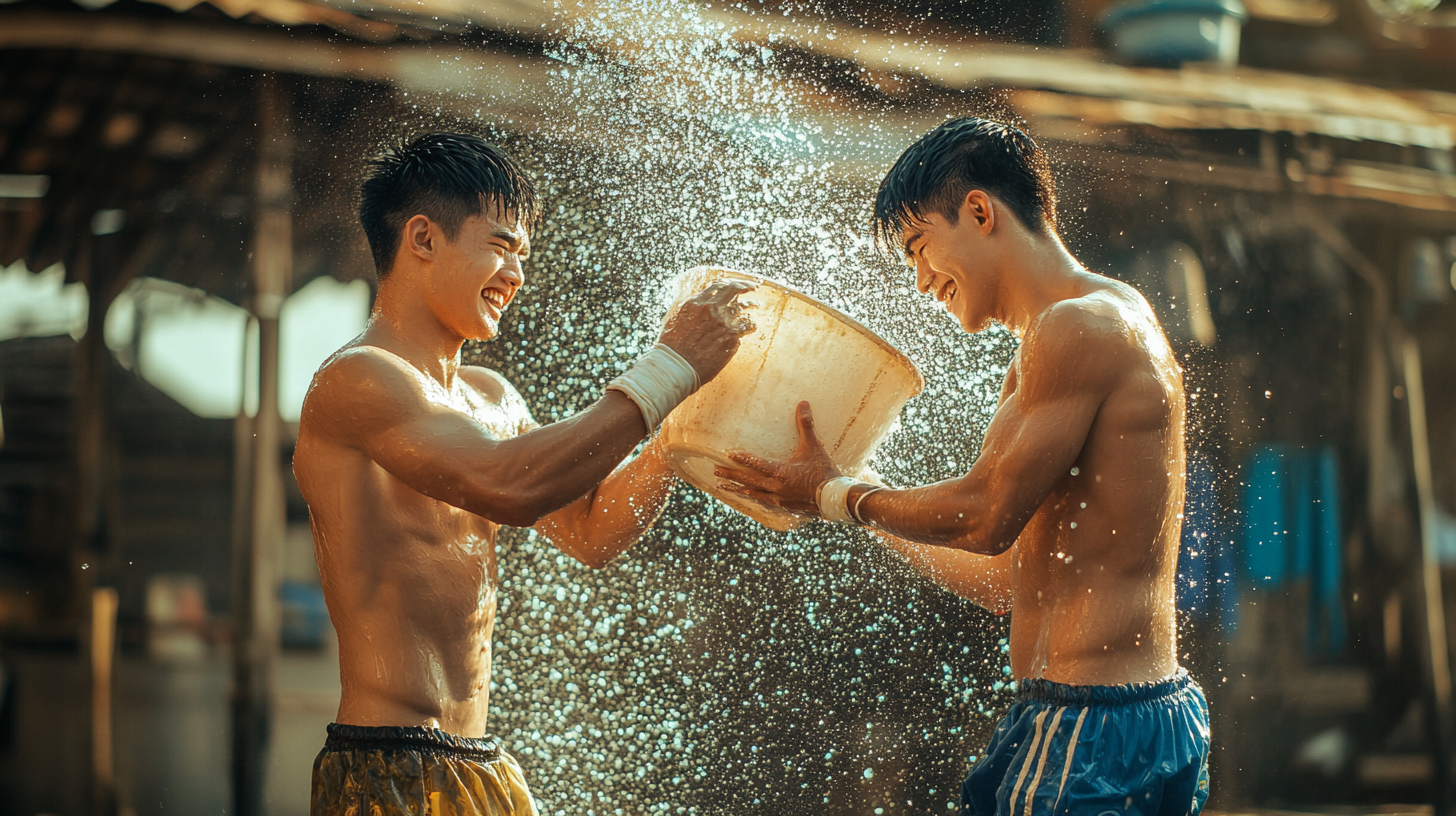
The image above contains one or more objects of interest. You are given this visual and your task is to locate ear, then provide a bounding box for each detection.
[402,214,436,263]
[962,190,996,235]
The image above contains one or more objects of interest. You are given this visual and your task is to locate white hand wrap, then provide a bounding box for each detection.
[816,476,858,524]
[606,344,701,430]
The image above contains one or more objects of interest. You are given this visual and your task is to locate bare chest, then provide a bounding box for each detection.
[421,377,526,442]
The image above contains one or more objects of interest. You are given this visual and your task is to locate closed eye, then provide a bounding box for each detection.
[490,226,529,259]
[902,233,924,266]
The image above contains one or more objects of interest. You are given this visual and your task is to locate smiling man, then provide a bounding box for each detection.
[718,118,1210,815]
[293,133,753,815]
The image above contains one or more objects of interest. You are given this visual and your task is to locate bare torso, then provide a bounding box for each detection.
[1002,285,1184,685]
[293,347,534,737]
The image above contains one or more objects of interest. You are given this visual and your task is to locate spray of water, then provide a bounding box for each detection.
[455,2,1021,813]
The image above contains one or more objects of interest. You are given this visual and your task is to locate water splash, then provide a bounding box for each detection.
[460,2,1021,813]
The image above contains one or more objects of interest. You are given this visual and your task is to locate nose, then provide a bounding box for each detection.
[914,259,935,295]
[499,252,524,289]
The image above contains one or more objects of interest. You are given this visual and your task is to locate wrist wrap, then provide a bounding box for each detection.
[606,344,701,430]
[816,476,858,524]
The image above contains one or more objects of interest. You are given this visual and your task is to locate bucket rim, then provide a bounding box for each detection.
[675,266,926,396]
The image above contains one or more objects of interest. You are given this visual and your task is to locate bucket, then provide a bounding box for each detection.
[1100,0,1248,67]
[659,267,924,531]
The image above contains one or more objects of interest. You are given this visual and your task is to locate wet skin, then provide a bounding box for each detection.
[293,205,753,736]
[717,190,1184,686]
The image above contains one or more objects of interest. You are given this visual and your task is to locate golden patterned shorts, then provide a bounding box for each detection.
[311,723,539,816]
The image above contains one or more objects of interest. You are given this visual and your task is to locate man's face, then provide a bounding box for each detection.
[429,208,529,341]
[899,207,995,333]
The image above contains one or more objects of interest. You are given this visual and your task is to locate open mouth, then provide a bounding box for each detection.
[936,280,956,306]
[482,288,508,313]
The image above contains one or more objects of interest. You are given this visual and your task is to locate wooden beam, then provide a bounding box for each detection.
[1053,142,1456,217]
[0,11,553,106]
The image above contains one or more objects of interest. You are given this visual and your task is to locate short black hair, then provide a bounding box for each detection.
[872,117,1056,250]
[359,132,541,277]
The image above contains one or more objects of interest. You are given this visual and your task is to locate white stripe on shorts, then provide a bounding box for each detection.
[1053,708,1090,812]
[1022,707,1066,816]
[1007,709,1049,814]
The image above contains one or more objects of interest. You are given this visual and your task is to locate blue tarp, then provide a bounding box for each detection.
[1239,444,1345,656]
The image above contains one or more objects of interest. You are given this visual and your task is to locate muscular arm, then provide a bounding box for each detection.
[305,280,750,531]
[720,302,1124,560]
[852,304,1119,554]
[305,348,653,528]
[469,368,676,569]
[533,436,676,569]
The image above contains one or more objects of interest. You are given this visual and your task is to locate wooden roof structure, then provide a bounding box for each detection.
[2,0,1454,310]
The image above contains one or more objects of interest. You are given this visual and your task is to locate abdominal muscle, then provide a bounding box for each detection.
[1009,552,1178,687]
[302,448,503,738]
[1006,370,1184,687]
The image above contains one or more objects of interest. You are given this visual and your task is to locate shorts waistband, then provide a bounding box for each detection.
[323,723,501,761]
[1016,668,1195,707]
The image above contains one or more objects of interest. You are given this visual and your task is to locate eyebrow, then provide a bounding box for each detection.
[491,226,528,255]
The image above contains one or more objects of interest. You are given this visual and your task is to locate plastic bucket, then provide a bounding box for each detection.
[1101,0,1248,66]
[659,267,923,531]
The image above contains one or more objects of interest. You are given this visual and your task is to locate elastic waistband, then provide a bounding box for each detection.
[323,723,501,761]
[1017,668,1197,707]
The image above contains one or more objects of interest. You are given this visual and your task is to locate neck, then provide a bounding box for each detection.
[993,232,1091,337]
[367,275,466,387]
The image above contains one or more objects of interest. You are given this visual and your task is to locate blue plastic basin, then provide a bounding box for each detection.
[1101,0,1249,66]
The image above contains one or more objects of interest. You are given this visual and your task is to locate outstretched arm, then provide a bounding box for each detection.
[305,281,753,528]
[533,436,677,568]
[717,301,1121,556]
[307,353,651,527]
[875,531,1015,613]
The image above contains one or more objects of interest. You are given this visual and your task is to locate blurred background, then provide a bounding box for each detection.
[1,0,1455,814]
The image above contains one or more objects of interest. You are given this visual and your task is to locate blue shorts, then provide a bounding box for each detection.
[960,669,1210,816]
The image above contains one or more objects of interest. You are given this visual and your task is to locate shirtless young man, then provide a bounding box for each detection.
[718,118,1210,815]
[293,133,754,815]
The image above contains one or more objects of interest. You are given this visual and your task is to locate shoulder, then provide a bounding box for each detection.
[310,345,427,400]
[300,345,433,439]
[1026,283,1146,360]
[1019,284,1147,394]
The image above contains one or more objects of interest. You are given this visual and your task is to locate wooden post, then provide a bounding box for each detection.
[73,228,117,816]
[89,587,119,816]
[1304,214,1452,807]
[1404,335,1454,814]
[232,74,292,816]
[71,233,105,611]
[1300,216,1394,532]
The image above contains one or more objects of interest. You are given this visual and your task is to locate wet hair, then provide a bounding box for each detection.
[871,117,1057,250]
[359,132,541,277]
